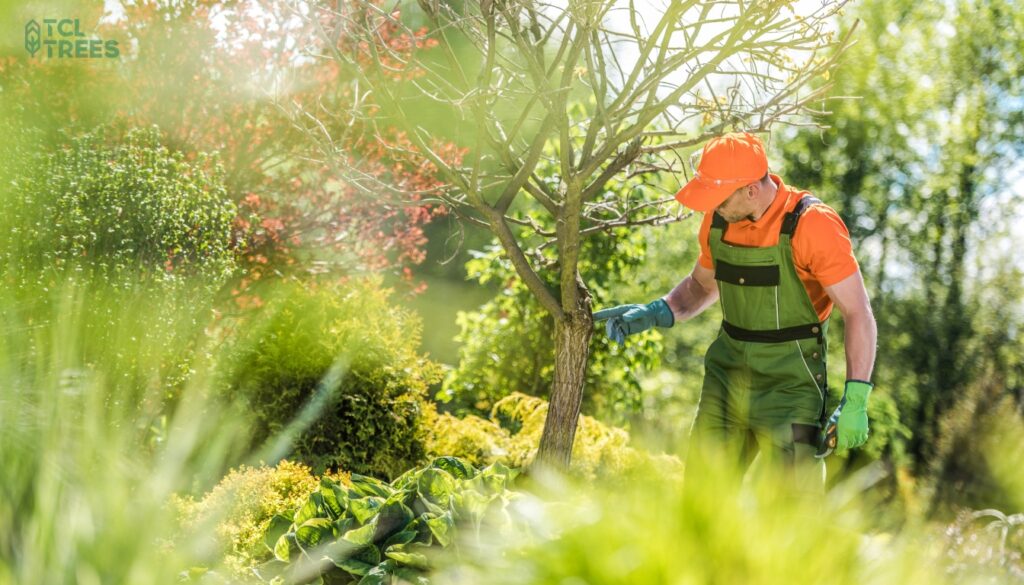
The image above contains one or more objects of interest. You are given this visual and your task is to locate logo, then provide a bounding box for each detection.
[24,18,120,59]
[24,20,40,56]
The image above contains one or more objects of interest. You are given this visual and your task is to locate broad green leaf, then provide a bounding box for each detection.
[405,516,434,545]
[294,492,327,525]
[296,518,336,550]
[357,561,393,585]
[456,490,492,522]
[252,559,287,581]
[426,512,454,547]
[417,469,456,506]
[264,514,294,553]
[374,500,415,543]
[344,519,378,545]
[382,529,417,549]
[333,516,356,536]
[431,456,476,480]
[321,479,347,518]
[478,462,517,494]
[349,473,394,499]
[348,496,384,524]
[274,532,298,562]
[384,543,431,570]
[328,542,380,577]
[390,467,422,492]
[411,495,446,518]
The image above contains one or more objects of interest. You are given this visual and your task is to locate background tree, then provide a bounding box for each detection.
[1,0,452,300]
[778,0,1024,512]
[297,0,853,469]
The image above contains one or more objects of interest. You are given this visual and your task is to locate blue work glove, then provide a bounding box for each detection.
[593,299,674,345]
[816,379,873,458]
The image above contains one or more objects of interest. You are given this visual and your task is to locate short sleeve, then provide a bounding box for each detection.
[794,205,859,287]
[697,212,714,269]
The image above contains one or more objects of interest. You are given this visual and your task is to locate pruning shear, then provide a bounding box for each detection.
[814,419,838,458]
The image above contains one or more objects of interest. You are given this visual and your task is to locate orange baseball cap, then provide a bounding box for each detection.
[675,132,769,212]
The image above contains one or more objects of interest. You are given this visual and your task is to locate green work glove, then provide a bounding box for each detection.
[593,299,674,345]
[818,380,873,456]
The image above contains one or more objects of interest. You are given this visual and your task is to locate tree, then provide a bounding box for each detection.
[296,0,851,470]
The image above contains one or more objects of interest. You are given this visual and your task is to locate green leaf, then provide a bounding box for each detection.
[381,529,417,549]
[274,532,298,562]
[431,456,476,480]
[264,514,294,553]
[384,543,432,570]
[455,490,493,522]
[296,518,336,551]
[348,496,384,524]
[405,516,434,545]
[295,492,327,525]
[411,495,445,518]
[321,479,348,519]
[344,520,378,546]
[349,474,394,499]
[389,467,422,492]
[373,500,415,543]
[477,462,517,494]
[417,469,456,506]
[425,512,454,547]
[333,516,356,536]
[356,562,393,585]
[326,540,380,577]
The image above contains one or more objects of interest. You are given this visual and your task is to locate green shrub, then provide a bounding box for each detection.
[2,123,239,293]
[425,392,683,484]
[0,123,241,411]
[225,277,443,479]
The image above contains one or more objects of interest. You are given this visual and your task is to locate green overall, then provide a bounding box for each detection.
[686,196,829,492]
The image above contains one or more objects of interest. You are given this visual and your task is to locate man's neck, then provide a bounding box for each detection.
[747,180,779,222]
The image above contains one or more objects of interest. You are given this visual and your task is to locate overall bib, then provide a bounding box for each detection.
[687,196,829,493]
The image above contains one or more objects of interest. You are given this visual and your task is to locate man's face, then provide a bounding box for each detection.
[715,183,756,223]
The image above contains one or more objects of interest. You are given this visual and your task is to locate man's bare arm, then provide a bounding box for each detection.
[663,262,719,323]
[824,269,877,381]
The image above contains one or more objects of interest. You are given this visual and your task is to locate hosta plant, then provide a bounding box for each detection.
[256,456,519,585]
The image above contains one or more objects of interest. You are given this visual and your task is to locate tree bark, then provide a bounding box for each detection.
[532,277,593,473]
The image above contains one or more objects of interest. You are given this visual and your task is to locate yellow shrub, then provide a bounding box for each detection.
[423,410,512,468]
[426,392,682,483]
[173,460,350,579]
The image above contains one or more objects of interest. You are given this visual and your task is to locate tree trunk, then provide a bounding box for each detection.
[533,284,593,473]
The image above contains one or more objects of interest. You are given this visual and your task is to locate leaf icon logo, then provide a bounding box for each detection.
[25,20,41,57]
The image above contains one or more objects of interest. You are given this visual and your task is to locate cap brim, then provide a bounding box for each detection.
[674,176,735,212]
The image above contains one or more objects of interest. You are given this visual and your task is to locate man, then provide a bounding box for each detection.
[595,132,877,492]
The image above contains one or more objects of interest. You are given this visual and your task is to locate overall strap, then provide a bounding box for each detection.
[780,196,822,237]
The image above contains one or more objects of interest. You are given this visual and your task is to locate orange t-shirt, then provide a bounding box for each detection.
[697,174,859,322]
